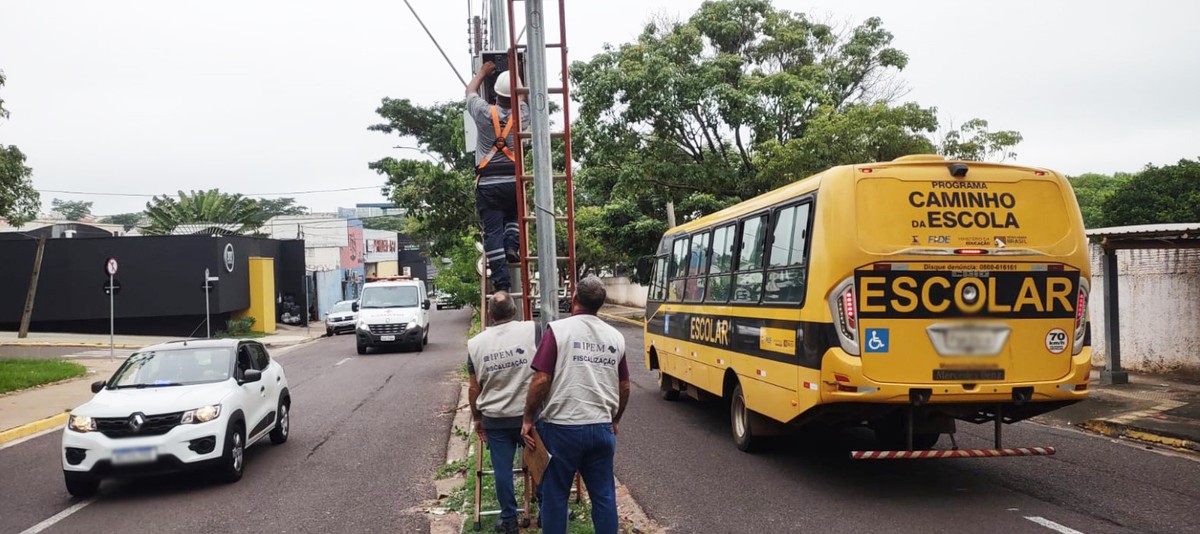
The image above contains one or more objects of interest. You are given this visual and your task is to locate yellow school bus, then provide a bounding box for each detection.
[643,155,1091,456]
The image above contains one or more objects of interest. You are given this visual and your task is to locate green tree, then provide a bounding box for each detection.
[0,70,40,225]
[368,99,475,255]
[1068,172,1133,229]
[101,212,144,231]
[570,0,1021,273]
[51,198,93,221]
[362,215,408,234]
[253,197,308,225]
[434,234,483,310]
[143,189,263,236]
[1102,159,1200,227]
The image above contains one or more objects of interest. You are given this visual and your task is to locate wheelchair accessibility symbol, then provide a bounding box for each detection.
[864,329,889,353]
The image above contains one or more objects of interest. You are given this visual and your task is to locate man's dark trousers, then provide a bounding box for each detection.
[538,422,618,534]
[476,182,519,290]
[487,427,523,525]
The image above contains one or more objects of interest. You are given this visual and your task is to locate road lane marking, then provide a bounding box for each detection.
[1024,516,1085,534]
[0,425,63,451]
[19,496,97,534]
[335,357,352,366]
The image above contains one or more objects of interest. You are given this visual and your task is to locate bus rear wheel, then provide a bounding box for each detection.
[657,371,680,401]
[730,383,759,452]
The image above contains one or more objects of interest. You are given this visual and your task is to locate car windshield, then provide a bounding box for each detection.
[361,286,420,308]
[330,301,355,313]
[108,347,234,388]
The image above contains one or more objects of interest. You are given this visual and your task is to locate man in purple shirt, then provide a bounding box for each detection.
[522,276,630,534]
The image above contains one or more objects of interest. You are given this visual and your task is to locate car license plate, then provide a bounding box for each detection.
[380,335,396,342]
[927,324,1010,356]
[112,446,157,465]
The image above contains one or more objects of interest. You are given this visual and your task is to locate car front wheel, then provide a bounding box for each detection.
[217,421,245,483]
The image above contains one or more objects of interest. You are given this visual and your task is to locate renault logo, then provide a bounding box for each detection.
[128,413,145,432]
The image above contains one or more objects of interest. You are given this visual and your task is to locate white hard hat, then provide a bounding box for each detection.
[494,71,513,98]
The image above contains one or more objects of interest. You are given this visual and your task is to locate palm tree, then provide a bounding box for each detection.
[142,189,263,236]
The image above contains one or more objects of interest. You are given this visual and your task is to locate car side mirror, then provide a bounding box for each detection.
[422,299,431,310]
[352,302,360,312]
[241,369,263,384]
[91,381,106,394]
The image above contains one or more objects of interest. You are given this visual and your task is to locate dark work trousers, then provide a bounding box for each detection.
[476,182,520,291]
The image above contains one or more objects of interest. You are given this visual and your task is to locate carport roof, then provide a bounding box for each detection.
[1086,222,1200,250]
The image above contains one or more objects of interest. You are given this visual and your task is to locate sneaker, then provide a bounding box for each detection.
[493,519,518,534]
[505,249,520,264]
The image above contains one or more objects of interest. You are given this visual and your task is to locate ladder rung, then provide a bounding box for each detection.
[528,254,573,261]
[486,292,524,298]
[517,173,568,181]
[523,216,568,222]
[518,131,566,140]
[515,87,565,95]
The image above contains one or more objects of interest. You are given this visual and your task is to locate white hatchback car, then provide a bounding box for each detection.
[61,339,291,496]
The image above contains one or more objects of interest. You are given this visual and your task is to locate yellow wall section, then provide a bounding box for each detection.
[374,261,399,278]
[234,256,276,334]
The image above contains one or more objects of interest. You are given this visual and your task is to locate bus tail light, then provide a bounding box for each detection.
[830,278,860,356]
[1073,280,1090,355]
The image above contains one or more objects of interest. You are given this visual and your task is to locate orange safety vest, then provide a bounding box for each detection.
[477,105,516,178]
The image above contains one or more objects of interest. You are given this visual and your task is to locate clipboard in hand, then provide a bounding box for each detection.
[524,427,552,486]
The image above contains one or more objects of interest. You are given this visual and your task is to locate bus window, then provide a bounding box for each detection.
[649,255,668,301]
[685,231,711,302]
[765,202,811,303]
[733,215,766,303]
[706,224,735,302]
[669,236,688,302]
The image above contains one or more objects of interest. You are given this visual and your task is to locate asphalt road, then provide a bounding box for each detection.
[0,308,471,534]
[608,320,1200,534]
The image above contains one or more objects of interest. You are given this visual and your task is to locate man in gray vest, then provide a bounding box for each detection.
[468,291,536,534]
[522,276,630,534]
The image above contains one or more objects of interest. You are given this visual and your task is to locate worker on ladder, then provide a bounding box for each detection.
[466,61,528,292]
[468,291,537,533]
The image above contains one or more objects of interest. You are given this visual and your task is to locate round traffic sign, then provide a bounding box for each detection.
[105,257,119,276]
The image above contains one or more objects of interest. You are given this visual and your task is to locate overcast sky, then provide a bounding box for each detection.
[1,0,1197,216]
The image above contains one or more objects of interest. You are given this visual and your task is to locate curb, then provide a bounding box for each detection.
[1078,419,1200,452]
[264,336,323,349]
[0,412,68,446]
[0,342,142,349]
[598,313,645,328]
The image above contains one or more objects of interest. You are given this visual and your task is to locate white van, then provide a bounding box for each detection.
[353,278,431,354]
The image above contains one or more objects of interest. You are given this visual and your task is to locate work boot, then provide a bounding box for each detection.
[505,249,520,264]
[493,519,518,534]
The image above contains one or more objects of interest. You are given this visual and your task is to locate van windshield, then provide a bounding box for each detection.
[361,286,420,308]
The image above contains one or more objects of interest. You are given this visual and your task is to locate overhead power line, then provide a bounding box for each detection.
[403,0,468,87]
[36,185,384,198]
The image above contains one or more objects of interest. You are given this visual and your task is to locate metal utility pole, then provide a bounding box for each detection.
[204,268,220,339]
[524,0,559,326]
[488,0,508,50]
[18,236,47,338]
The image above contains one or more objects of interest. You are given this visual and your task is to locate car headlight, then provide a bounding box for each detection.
[68,415,96,433]
[181,404,221,424]
[357,320,370,331]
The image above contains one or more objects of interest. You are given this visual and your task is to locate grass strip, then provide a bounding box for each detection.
[0,359,88,394]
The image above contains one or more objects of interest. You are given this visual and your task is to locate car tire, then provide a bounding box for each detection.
[63,471,99,498]
[730,383,759,453]
[217,421,245,483]
[357,342,367,355]
[423,329,429,346]
[270,397,290,445]
[414,339,424,352]
[326,328,333,337]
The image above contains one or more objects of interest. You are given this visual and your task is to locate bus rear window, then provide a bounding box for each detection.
[856,175,1072,253]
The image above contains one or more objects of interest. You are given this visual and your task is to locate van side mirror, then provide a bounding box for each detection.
[91,381,106,394]
[422,299,431,310]
[352,302,360,312]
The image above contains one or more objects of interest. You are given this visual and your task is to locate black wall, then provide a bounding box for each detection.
[0,236,305,335]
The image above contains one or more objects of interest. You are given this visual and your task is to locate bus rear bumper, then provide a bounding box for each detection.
[818,348,1092,406]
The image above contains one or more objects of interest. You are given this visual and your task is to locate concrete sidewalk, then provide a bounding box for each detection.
[0,322,323,351]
